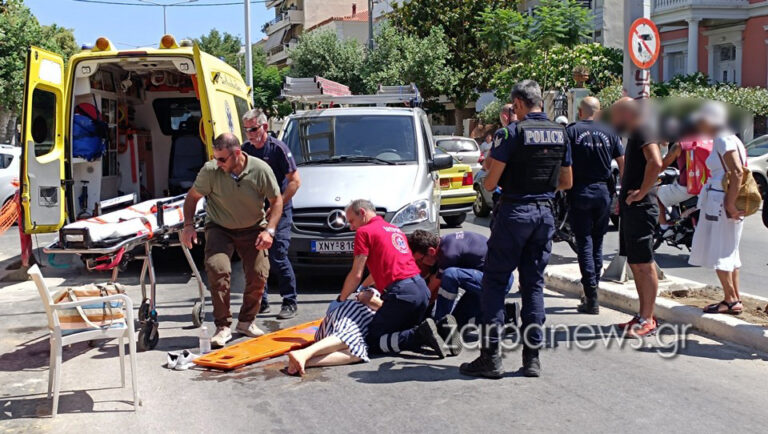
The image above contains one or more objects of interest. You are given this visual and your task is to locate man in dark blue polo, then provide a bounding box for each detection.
[565,97,624,314]
[460,80,572,379]
[242,109,302,320]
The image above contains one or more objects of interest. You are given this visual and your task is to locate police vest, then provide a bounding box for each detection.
[500,118,567,195]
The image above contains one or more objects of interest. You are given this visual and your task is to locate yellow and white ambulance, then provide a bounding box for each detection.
[19,35,252,234]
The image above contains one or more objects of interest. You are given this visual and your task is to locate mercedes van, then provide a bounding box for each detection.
[280,106,453,271]
[19,35,252,234]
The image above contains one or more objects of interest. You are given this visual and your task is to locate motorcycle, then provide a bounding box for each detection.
[552,190,577,253]
[653,167,700,251]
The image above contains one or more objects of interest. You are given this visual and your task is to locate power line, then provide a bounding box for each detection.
[72,0,271,6]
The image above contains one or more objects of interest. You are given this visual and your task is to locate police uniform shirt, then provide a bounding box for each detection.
[490,112,572,201]
[242,136,298,210]
[434,231,488,279]
[565,120,624,186]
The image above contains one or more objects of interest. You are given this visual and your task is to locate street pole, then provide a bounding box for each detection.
[368,0,374,51]
[244,0,254,99]
[622,0,651,99]
[163,6,167,34]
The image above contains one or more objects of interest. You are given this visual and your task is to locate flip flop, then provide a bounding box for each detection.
[703,300,742,315]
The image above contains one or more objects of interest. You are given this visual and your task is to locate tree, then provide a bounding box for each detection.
[389,0,507,133]
[251,46,291,118]
[359,24,457,100]
[193,28,243,69]
[491,43,623,98]
[478,0,593,92]
[0,0,78,142]
[289,30,365,94]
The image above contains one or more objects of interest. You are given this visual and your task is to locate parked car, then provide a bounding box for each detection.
[434,135,482,175]
[472,169,496,218]
[746,134,768,198]
[0,144,20,206]
[435,148,476,227]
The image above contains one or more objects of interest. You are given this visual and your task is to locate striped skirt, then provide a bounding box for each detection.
[315,300,376,362]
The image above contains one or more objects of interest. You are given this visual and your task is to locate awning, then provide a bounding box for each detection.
[263,29,286,52]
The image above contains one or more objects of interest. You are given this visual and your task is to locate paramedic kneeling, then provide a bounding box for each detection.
[181,133,283,348]
[336,199,450,359]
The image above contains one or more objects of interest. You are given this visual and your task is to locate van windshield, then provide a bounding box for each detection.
[282,115,417,165]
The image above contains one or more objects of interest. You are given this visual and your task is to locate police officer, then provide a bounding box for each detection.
[565,97,624,314]
[242,108,302,320]
[460,80,572,379]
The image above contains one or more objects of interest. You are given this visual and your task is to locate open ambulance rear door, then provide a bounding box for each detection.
[20,47,68,234]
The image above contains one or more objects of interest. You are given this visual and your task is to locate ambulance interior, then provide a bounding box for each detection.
[69,57,208,219]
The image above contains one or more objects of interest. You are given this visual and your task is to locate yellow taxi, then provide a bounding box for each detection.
[436,149,476,227]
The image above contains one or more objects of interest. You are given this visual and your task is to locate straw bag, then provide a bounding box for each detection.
[717,150,762,217]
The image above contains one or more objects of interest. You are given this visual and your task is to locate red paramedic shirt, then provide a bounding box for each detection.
[353,216,421,290]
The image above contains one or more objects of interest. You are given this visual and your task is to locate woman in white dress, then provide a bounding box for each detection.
[688,101,747,314]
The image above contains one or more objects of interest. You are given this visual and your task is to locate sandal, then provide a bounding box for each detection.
[703,300,742,315]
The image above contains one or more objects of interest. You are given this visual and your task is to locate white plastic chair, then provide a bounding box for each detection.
[28,264,139,417]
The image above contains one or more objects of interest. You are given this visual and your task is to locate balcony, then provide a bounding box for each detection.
[266,0,284,8]
[261,9,303,35]
[652,0,749,26]
[266,40,297,66]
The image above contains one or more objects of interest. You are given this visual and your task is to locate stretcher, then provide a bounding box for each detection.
[194,319,323,370]
[44,194,208,351]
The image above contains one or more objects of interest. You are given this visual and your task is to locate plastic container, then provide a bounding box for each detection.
[199,325,211,354]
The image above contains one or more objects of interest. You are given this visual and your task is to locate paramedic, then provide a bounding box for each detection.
[181,133,283,348]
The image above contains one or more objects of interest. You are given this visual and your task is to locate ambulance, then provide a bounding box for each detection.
[19,35,251,234]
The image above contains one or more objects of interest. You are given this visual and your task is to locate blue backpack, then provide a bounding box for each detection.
[72,103,108,161]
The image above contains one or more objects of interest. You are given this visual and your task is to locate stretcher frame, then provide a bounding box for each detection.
[43,194,207,351]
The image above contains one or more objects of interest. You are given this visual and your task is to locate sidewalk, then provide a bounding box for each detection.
[1,262,766,432]
[544,262,768,353]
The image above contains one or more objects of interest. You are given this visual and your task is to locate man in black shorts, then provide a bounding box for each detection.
[612,98,663,337]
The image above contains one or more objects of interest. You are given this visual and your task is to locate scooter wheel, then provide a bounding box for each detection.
[138,299,150,322]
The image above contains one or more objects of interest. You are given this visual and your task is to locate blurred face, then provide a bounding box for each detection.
[213,147,241,173]
[346,208,367,231]
[243,117,268,147]
[412,247,438,268]
[696,120,717,136]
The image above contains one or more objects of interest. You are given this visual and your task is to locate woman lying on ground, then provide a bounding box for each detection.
[285,288,382,376]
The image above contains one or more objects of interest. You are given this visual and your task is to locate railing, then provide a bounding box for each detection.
[653,0,749,12]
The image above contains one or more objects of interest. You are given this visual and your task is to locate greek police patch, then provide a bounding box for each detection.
[523,128,565,146]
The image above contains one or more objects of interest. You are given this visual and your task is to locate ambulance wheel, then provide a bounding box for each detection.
[443,213,466,228]
[138,299,150,322]
[137,322,159,351]
[192,301,204,328]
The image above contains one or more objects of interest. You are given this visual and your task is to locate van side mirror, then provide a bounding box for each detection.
[429,154,453,171]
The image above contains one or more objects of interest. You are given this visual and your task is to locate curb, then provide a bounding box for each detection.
[544,263,768,354]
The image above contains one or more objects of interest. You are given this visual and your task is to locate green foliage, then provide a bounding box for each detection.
[477,99,502,125]
[0,0,78,112]
[492,43,622,97]
[251,47,291,118]
[359,24,457,99]
[595,80,623,109]
[288,30,365,93]
[194,29,243,70]
[651,72,709,97]
[669,83,768,117]
[530,0,592,50]
[390,0,506,109]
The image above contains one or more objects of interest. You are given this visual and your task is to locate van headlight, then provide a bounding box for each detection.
[391,199,430,227]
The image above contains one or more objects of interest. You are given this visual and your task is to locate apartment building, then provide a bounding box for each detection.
[261,0,362,66]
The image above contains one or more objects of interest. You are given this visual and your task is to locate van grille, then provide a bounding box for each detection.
[292,207,387,234]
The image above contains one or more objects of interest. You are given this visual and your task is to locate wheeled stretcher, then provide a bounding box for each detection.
[44,194,208,351]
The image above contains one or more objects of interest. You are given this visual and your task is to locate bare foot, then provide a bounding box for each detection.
[286,351,307,376]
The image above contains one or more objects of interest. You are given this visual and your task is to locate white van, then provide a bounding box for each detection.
[279,106,453,272]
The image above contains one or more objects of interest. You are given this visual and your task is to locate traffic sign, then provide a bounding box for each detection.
[628,18,660,69]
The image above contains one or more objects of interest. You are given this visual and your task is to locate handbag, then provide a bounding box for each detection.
[53,282,127,335]
[716,146,762,217]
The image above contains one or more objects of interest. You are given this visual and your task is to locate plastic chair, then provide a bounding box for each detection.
[27,264,139,417]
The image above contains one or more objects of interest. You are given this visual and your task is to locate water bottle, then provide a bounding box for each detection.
[199,325,211,354]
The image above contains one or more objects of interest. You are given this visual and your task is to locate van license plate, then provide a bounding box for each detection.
[311,240,354,253]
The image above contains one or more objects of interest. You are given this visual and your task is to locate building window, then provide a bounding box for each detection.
[719,45,736,62]
[668,52,686,78]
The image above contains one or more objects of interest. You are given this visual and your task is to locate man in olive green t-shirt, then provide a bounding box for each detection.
[182,133,283,347]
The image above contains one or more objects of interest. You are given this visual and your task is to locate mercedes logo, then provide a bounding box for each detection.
[326,210,347,231]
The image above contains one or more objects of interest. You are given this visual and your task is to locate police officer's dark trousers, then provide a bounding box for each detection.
[568,183,611,302]
[481,201,554,351]
[366,276,429,354]
[261,209,297,307]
